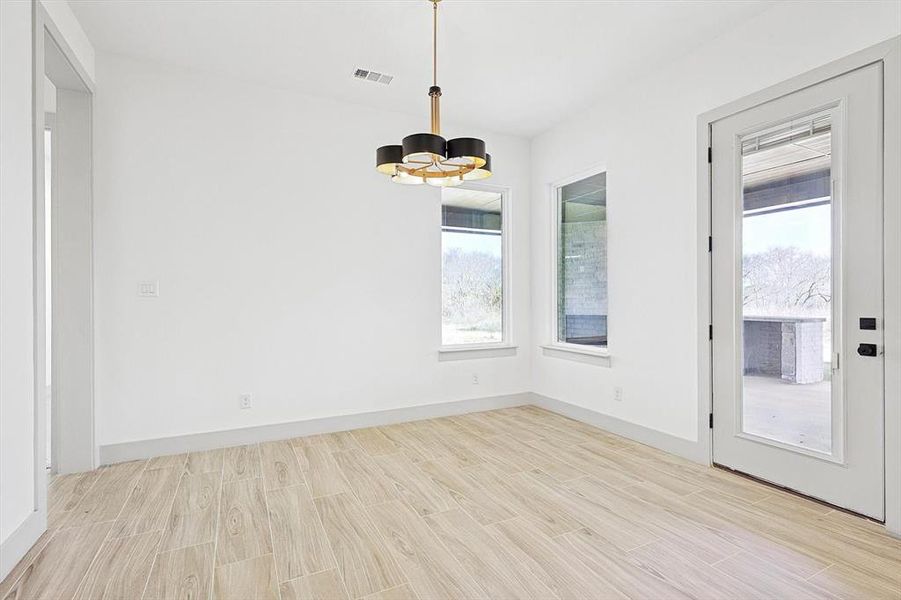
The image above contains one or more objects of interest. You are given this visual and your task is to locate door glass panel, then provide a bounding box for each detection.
[740,111,834,454]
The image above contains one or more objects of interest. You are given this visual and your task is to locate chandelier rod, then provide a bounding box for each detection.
[429,0,441,135]
[432,0,437,87]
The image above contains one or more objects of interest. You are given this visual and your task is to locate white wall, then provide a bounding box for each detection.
[530,1,901,448]
[0,0,36,549]
[93,54,531,447]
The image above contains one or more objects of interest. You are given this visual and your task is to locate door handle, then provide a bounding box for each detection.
[857,343,878,357]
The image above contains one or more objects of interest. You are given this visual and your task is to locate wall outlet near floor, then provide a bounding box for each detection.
[614,386,623,402]
[472,373,479,385]
[137,280,159,297]
[239,393,253,409]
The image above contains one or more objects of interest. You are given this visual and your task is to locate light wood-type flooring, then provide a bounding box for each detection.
[2,406,900,599]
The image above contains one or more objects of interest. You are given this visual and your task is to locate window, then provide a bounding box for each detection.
[555,171,607,349]
[441,187,505,346]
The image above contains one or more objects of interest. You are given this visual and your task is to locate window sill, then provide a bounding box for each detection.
[438,344,518,361]
[540,344,611,367]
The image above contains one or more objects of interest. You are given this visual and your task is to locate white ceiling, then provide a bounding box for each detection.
[70,0,774,138]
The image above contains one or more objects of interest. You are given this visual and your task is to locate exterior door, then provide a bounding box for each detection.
[711,63,884,519]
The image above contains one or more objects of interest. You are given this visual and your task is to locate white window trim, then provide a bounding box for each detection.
[438,182,514,356]
[547,164,609,363]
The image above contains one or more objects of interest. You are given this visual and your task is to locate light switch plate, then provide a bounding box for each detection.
[138,281,159,297]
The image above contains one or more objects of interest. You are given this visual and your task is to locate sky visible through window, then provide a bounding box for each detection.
[744,202,831,256]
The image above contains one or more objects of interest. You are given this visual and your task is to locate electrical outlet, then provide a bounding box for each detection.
[138,280,159,297]
[239,393,253,409]
[472,373,479,385]
[614,386,623,402]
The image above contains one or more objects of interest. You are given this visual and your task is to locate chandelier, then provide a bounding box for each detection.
[376,0,491,186]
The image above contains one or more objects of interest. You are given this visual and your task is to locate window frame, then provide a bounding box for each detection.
[546,165,610,359]
[438,182,514,354]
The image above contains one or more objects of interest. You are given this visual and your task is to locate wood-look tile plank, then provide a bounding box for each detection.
[696,488,900,590]
[216,477,273,566]
[60,461,147,528]
[110,466,181,538]
[557,528,694,600]
[349,428,399,456]
[809,562,901,600]
[2,522,112,600]
[378,423,446,462]
[296,443,351,498]
[524,470,658,552]
[160,470,222,551]
[144,541,215,600]
[526,439,643,488]
[72,531,161,600]
[563,476,734,561]
[333,448,397,506]
[259,440,305,490]
[579,440,702,496]
[213,554,279,600]
[417,459,517,525]
[424,508,554,599]
[0,529,55,599]
[314,493,405,598]
[361,584,419,600]
[712,551,840,600]
[223,444,262,482]
[146,453,187,471]
[279,569,350,600]
[48,471,102,528]
[185,448,226,475]
[373,453,454,517]
[625,481,827,577]
[480,470,582,537]
[367,501,485,600]
[489,517,625,600]
[267,484,335,582]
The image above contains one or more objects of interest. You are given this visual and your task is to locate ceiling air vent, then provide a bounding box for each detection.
[353,68,393,85]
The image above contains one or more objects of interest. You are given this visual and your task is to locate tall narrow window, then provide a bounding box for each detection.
[441,187,505,346]
[556,172,607,348]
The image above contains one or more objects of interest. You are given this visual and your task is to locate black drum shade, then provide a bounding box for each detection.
[402,133,447,163]
[447,137,487,168]
[376,145,404,175]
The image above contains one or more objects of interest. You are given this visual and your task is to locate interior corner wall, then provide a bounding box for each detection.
[0,0,36,548]
[529,1,901,446]
[92,54,532,448]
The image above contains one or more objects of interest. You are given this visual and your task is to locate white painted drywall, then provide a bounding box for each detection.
[529,1,901,445]
[92,54,531,447]
[0,0,36,545]
[39,0,95,86]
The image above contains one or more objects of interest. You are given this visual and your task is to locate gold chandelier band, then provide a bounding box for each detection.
[398,163,475,179]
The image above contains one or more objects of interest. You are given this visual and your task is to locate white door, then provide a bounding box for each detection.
[711,63,884,519]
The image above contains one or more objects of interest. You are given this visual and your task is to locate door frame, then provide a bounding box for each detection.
[31,0,96,511]
[697,36,901,535]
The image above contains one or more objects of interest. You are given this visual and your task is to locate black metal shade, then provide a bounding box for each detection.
[402,133,447,162]
[463,153,492,180]
[376,145,404,175]
[447,137,486,167]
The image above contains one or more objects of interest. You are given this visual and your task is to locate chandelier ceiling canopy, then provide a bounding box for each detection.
[376,0,492,186]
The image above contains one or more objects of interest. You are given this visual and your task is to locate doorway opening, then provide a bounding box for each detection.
[38,20,95,477]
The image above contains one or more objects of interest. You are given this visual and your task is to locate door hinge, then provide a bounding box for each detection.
[707,147,712,163]
[708,324,713,340]
[708,236,712,252]
[709,413,714,429]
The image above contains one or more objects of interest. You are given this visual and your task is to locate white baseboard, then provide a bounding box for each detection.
[531,393,709,464]
[0,510,45,582]
[99,392,532,465]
